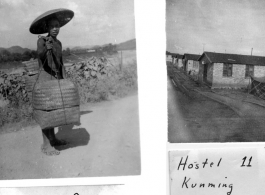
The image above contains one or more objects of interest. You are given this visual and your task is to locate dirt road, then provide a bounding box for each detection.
[168,76,265,143]
[0,94,140,179]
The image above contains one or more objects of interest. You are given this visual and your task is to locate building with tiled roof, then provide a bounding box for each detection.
[197,52,265,88]
[182,53,201,76]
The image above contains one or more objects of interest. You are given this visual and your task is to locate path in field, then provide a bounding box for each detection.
[168,76,265,143]
[0,94,140,179]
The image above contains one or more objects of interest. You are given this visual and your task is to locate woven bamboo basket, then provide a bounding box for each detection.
[25,74,38,93]
[23,59,39,74]
[28,92,32,102]
[25,74,38,102]
[32,79,80,110]
[33,106,80,129]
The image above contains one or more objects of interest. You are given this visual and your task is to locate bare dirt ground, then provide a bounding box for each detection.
[0,93,140,179]
[168,74,265,143]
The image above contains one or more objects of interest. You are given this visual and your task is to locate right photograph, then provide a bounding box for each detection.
[167,0,265,143]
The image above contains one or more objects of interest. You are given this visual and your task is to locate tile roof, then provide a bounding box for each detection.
[199,51,265,66]
[183,53,201,61]
[171,53,179,57]
[166,52,179,57]
[176,54,183,59]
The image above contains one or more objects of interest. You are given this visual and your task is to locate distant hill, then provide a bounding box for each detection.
[71,45,96,50]
[0,38,137,54]
[0,38,137,55]
[90,45,101,50]
[116,39,136,51]
[71,46,83,51]
[67,39,136,51]
[90,44,108,50]
[87,39,136,51]
[0,46,31,54]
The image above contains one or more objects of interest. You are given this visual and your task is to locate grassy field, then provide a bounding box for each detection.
[0,61,24,69]
[0,61,25,75]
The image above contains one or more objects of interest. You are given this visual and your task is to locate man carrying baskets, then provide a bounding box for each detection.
[29,9,78,156]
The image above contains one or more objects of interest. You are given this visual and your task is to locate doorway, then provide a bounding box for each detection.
[203,63,208,82]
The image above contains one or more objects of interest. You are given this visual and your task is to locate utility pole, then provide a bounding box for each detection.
[202,43,205,52]
[120,50,123,71]
[251,48,253,56]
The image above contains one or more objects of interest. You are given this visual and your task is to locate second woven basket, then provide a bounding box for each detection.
[22,59,39,75]
[25,74,38,102]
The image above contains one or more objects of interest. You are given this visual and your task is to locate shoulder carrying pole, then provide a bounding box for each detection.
[32,38,68,126]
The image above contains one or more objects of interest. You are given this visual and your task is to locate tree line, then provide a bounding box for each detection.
[97,43,118,54]
[0,44,117,63]
[73,44,118,54]
[0,50,38,63]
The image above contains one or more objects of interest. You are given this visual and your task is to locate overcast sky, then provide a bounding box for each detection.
[166,0,265,56]
[0,0,135,49]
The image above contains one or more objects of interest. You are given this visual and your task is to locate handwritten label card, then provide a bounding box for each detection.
[169,148,265,195]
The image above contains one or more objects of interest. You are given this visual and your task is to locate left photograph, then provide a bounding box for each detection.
[0,0,140,179]
[0,185,124,195]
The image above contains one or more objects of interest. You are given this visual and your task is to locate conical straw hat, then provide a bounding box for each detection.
[29,8,74,34]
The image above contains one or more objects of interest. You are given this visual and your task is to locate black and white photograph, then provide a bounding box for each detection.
[167,0,265,143]
[0,0,140,180]
[0,185,124,195]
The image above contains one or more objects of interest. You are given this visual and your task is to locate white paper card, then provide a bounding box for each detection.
[169,148,265,195]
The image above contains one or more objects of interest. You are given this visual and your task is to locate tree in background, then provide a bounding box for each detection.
[22,51,32,61]
[102,43,117,54]
[0,49,38,63]
[1,50,11,62]
[30,50,38,59]
[12,53,22,61]
[63,48,71,56]
[66,48,71,55]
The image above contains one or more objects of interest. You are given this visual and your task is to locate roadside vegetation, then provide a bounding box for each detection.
[0,51,137,133]
[66,56,137,103]
[0,50,37,64]
[0,70,33,131]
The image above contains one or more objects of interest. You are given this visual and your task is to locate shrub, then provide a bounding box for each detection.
[0,70,33,128]
[66,57,138,103]
[0,101,33,128]
[0,56,138,129]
